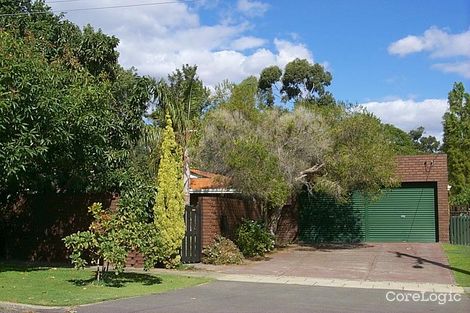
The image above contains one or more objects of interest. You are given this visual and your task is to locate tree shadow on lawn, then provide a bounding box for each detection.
[69,272,162,288]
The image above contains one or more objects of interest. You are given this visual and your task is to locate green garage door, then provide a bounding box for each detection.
[353,184,436,242]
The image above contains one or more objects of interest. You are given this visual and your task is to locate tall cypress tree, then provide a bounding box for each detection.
[443,82,470,203]
[154,114,185,267]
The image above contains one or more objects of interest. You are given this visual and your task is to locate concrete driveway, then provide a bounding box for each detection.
[195,243,456,284]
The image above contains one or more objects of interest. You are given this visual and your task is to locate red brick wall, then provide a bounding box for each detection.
[126,250,144,268]
[193,195,262,247]
[194,195,298,248]
[0,193,119,262]
[396,154,449,242]
[276,203,298,245]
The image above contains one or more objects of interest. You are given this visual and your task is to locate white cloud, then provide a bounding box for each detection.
[122,38,312,86]
[230,36,267,50]
[360,99,448,140]
[388,26,470,79]
[433,61,470,79]
[274,39,313,68]
[50,1,315,87]
[388,26,470,58]
[388,35,425,56]
[236,0,269,17]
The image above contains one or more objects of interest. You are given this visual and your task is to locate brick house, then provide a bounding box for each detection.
[190,154,450,259]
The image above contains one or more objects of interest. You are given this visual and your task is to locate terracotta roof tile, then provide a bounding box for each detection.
[190,169,231,190]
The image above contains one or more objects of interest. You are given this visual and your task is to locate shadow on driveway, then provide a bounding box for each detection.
[393,251,470,276]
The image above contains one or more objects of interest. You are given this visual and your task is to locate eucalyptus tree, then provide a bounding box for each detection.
[408,126,441,153]
[258,58,335,107]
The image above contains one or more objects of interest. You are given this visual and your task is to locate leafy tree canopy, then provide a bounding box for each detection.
[443,82,470,205]
[0,1,155,198]
[151,65,210,142]
[383,124,419,155]
[408,126,441,153]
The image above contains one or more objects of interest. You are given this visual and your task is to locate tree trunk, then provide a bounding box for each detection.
[267,205,283,238]
[183,147,190,205]
[95,259,101,282]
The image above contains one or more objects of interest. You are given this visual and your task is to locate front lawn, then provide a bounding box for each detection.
[0,263,210,306]
[442,244,470,287]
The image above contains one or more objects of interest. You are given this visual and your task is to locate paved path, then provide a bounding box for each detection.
[194,243,456,284]
[17,281,470,313]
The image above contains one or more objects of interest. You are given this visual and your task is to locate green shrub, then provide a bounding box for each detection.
[235,219,275,257]
[202,236,244,265]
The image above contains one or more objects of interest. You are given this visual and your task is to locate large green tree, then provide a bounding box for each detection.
[1,1,158,268]
[443,82,470,207]
[153,115,185,267]
[196,79,397,235]
[152,65,210,134]
[0,1,155,199]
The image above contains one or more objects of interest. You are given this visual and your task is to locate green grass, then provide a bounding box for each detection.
[442,244,470,287]
[0,263,210,306]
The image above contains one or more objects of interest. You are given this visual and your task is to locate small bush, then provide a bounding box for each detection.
[202,236,244,265]
[235,219,275,257]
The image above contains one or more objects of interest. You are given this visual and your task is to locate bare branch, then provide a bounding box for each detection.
[295,163,325,181]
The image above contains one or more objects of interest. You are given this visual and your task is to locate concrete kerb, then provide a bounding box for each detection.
[217,273,465,293]
[0,301,68,311]
[144,268,466,294]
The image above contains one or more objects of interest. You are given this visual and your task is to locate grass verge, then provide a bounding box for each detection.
[0,263,210,306]
[442,244,470,287]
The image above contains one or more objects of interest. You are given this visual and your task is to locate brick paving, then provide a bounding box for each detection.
[193,243,456,285]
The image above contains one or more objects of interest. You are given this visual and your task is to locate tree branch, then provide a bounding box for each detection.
[295,163,324,181]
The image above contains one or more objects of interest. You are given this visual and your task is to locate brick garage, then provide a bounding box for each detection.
[299,154,450,244]
[395,154,449,242]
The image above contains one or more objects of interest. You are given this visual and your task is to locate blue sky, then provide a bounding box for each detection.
[244,0,470,102]
[48,0,470,138]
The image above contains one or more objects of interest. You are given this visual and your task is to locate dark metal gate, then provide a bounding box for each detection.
[181,204,202,263]
[450,215,470,245]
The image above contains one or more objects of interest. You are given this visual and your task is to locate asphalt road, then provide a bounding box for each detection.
[8,281,470,313]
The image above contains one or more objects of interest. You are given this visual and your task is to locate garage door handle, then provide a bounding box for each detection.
[400,215,406,218]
